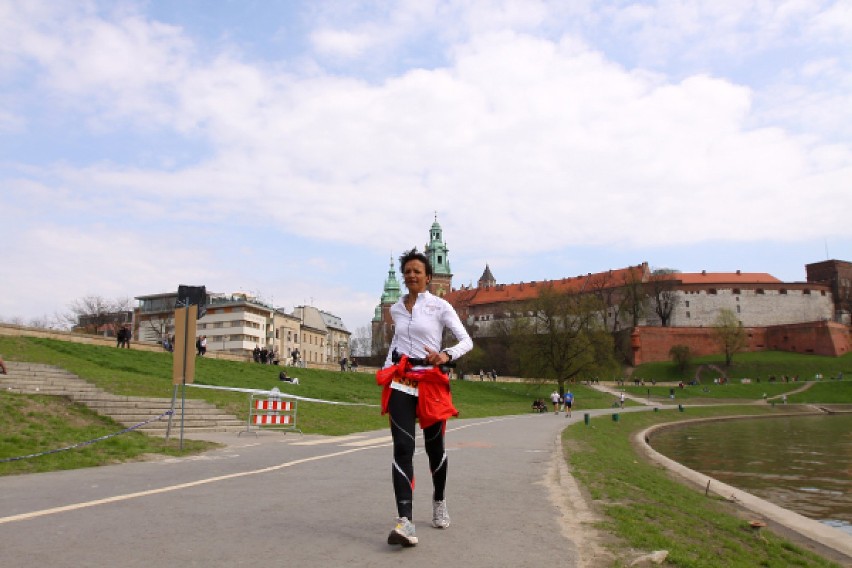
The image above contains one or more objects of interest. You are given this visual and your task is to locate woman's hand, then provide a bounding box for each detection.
[424,346,450,366]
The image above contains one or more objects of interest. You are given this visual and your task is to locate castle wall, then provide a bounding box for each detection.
[631,321,850,365]
[648,287,834,328]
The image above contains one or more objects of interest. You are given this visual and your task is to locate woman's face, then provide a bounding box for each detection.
[403,259,430,295]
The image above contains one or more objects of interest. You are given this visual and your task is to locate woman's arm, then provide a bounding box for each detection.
[440,302,473,361]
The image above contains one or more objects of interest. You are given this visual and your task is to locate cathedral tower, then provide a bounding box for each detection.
[425,214,453,297]
[371,257,401,355]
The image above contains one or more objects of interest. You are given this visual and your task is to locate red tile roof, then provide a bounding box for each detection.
[674,272,782,285]
[444,265,648,307]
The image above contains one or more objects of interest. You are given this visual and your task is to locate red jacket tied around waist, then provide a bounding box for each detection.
[376,355,458,429]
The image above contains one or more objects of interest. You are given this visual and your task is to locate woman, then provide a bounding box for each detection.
[376,249,473,547]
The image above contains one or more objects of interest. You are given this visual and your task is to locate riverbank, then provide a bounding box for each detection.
[563,405,849,567]
[637,412,852,563]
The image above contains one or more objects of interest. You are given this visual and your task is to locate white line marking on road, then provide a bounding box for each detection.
[0,444,388,526]
[291,435,367,446]
[0,417,509,526]
[343,436,392,446]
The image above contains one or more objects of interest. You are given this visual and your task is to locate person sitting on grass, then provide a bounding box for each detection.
[278,370,299,385]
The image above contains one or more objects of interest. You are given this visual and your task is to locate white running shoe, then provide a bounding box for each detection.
[387,517,418,547]
[432,500,450,528]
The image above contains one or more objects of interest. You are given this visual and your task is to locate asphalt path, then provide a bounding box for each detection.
[0,409,645,568]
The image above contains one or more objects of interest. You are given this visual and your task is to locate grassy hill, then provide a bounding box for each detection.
[633,349,852,382]
[2,335,850,476]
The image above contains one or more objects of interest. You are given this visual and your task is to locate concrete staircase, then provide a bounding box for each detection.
[0,362,245,435]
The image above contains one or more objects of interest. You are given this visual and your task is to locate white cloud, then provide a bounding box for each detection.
[310,28,376,59]
[2,0,851,329]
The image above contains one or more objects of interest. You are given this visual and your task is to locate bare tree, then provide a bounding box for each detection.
[143,313,174,343]
[647,268,680,327]
[350,325,373,357]
[586,271,623,333]
[713,308,747,366]
[65,295,133,336]
[512,286,618,394]
[620,268,646,328]
[28,314,60,329]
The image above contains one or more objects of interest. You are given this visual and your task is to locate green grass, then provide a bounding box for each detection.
[0,336,624,435]
[787,380,852,404]
[634,350,852,382]
[0,393,214,476]
[565,406,842,567]
[622,381,809,402]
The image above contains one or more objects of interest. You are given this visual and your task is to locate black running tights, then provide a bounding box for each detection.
[388,389,448,520]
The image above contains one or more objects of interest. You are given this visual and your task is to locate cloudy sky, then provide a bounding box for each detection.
[2,0,851,333]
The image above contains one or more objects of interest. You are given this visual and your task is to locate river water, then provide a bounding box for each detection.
[650,413,852,535]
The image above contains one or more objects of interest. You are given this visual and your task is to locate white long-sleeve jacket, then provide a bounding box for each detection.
[383,291,473,369]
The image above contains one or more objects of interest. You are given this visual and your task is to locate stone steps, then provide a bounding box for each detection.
[1,362,245,435]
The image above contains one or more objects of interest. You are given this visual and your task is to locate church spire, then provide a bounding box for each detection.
[425,215,451,276]
[478,263,496,288]
[425,215,453,296]
[380,255,401,304]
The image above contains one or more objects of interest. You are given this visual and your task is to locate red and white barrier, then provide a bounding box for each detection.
[240,390,301,435]
[253,414,292,425]
[255,400,293,411]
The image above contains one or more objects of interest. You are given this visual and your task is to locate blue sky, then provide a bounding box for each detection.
[2,0,851,333]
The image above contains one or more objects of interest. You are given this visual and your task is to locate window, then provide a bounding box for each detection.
[803,289,811,295]
[685,301,690,308]
[756,289,765,295]
[686,311,691,318]
[733,288,740,295]
[736,305,741,313]
[708,288,717,295]
[780,289,787,295]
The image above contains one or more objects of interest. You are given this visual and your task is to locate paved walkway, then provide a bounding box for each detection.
[2,388,848,565]
[0,411,634,568]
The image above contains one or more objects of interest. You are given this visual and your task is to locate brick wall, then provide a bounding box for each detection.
[631,321,850,365]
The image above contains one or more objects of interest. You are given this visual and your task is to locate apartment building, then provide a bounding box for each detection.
[134,291,350,364]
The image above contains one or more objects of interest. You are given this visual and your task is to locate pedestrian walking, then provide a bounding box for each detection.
[376,249,473,547]
[563,391,574,417]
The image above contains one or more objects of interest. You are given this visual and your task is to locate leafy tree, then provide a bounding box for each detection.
[713,308,747,366]
[512,286,618,394]
[669,344,691,373]
[458,344,487,379]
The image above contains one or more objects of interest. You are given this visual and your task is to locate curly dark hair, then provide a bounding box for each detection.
[399,248,433,277]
